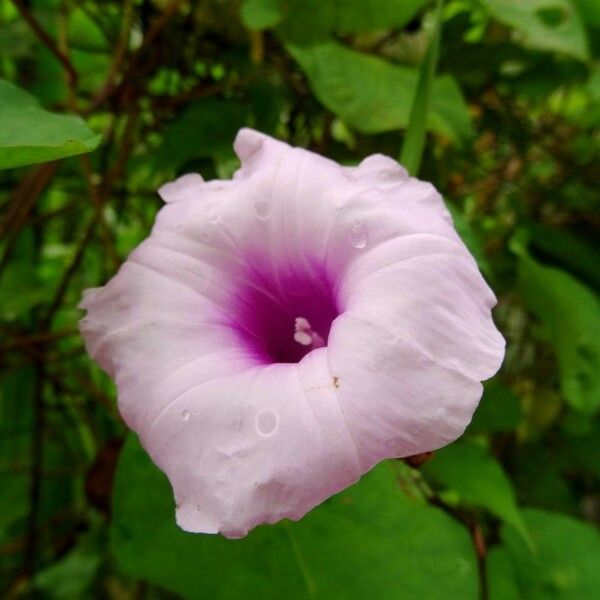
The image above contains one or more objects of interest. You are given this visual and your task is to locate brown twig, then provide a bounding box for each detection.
[0,328,77,352]
[79,154,120,271]
[46,367,117,420]
[134,0,184,61]
[41,220,95,329]
[100,111,138,197]
[0,162,58,276]
[86,0,135,113]
[0,162,58,241]
[469,518,488,600]
[23,360,45,578]
[404,451,435,469]
[12,0,77,87]
[89,0,184,113]
[29,199,81,225]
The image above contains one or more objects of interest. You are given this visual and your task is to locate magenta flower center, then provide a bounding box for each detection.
[233,262,339,364]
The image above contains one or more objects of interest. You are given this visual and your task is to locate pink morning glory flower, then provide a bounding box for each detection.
[79,129,505,538]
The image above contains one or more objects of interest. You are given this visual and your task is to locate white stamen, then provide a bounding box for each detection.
[294,330,313,346]
[294,317,325,349]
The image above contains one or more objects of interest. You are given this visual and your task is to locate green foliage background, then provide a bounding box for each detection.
[1,0,599,598]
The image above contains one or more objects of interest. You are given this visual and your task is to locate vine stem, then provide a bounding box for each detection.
[12,0,77,87]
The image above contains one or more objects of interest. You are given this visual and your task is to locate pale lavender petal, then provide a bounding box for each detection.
[79,128,505,537]
[143,350,361,538]
[158,173,205,203]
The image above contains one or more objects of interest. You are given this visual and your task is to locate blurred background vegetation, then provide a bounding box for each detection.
[1,0,599,598]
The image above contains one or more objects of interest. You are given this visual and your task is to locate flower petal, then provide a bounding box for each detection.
[143,348,362,538]
[80,129,505,537]
[328,313,487,466]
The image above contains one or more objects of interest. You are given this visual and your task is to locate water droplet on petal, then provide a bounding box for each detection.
[209,211,221,224]
[182,410,191,421]
[254,198,270,219]
[349,221,368,249]
[256,410,278,436]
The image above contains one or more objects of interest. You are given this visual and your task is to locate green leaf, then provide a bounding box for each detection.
[423,440,531,546]
[400,0,444,175]
[499,509,600,598]
[511,443,578,514]
[573,0,600,30]
[286,41,472,143]
[241,0,283,31]
[468,380,522,434]
[487,548,521,600]
[334,0,431,35]
[274,0,430,43]
[157,98,249,171]
[33,531,101,599]
[276,0,336,44]
[483,0,590,62]
[112,435,479,599]
[0,261,48,321]
[515,250,600,413]
[0,79,101,170]
[67,7,111,53]
[525,222,600,292]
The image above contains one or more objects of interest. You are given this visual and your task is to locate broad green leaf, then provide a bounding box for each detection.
[157,98,249,170]
[112,435,479,599]
[286,41,472,143]
[401,0,444,175]
[511,443,578,514]
[423,440,531,546]
[482,0,590,62]
[573,0,600,29]
[241,0,283,31]
[487,548,521,600]
[516,250,600,413]
[468,380,522,434]
[0,79,101,169]
[564,419,600,479]
[586,68,600,102]
[499,509,600,598]
[33,531,101,599]
[526,222,600,292]
[249,79,288,134]
[67,7,111,53]
[274,0,430,43]
[276,0,336,43]
[334,0,431,35]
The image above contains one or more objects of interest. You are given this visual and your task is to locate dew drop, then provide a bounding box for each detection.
[182,410,191,421]
[254,198,270,219]
[349,221,368,249]
[208,211,221,224]
[256,410,278,436]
